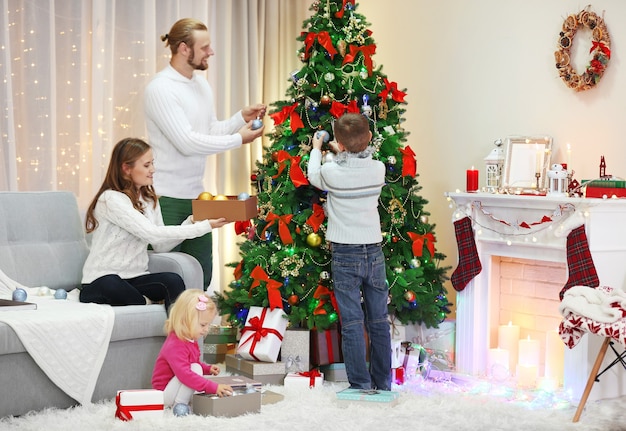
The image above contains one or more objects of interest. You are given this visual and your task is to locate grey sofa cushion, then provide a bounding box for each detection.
[0,191,89,291]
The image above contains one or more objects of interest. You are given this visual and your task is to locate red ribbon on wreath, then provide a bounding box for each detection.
[591,41,611,58]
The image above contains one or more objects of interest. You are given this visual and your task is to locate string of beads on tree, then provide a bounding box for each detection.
[555,7,611,92]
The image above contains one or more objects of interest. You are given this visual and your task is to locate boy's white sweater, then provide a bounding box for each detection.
[307,148,385,245]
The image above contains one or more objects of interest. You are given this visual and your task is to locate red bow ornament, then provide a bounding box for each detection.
[399,146,417,177]
[342,44,377,75]
[269,102,304,133]
[249,265,283,310]
[302,31,338,60]
[313,284,339,316]
[407,232,436,258]
[272,150,309,187]
[329,100,360,118]
[378,78,407,103]
[261,211,294,245]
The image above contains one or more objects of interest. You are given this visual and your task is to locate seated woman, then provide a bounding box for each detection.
[79,137,227,312]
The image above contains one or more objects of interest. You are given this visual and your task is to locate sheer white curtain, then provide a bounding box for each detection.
[0,0,310,292]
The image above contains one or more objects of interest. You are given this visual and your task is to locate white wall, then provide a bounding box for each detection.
[358,0,626,313]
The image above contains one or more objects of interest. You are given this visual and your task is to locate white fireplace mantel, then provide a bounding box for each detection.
[447,192,626,401]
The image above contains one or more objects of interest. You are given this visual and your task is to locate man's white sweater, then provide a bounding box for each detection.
[307,148,385,245]
[144,64,246,199]
[81,190,212,284]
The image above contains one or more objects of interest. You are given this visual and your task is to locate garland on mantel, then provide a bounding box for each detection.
[446,196,582,240]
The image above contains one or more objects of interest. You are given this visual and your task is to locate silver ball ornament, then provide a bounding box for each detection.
[315,130,330,143]
[251,118,263,130]
[237,192,250,200]
[54,288,67,300]
[387,156,396,165]
[173,403,190,417]
[409,259,420,268]
[12,288,27,302]
[420,215,429,224]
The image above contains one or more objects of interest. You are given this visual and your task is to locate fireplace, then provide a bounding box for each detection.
[447,192,626,401]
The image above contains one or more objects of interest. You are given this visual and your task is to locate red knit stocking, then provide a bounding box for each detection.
[451,217,482,292]
[559,225,599,300]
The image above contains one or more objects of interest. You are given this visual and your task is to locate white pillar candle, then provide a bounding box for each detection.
[518,335,540,366]
[517,364,538,388]
[498,322,519,373]
[545,329,565,385]
[486,348,510,377]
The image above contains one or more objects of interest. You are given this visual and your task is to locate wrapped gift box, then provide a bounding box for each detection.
[192,390,261,417]
[202,343,229,363]
[192,195,258,222]
[283,371,324,389]
[203,325,238,344]
[225,353,286,385]
[310,326,343,366]
[388,315,407,341]
[237,306,288,362]
[319,363,348,382]
[392,367,405,385]
[281,328,310,372]
[407,320,456,371]
[115,389,164,421]
[336,388,400,406]
[390,338,404,369]
[400,342,428,380]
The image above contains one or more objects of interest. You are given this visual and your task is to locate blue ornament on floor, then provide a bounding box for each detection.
[173,403,190,417]
[12,288,27,302]
[54,288,67,300]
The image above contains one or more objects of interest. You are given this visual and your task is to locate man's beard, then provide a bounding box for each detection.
[187,49,207,71]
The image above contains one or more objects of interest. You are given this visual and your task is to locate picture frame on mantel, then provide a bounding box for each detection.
[502,136,552,192]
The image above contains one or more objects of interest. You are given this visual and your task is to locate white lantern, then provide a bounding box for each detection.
[547,163,568,196]
[484,139,505,192]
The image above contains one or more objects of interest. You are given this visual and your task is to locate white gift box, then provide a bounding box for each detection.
[283,371,324,389]
[391,339,404,369]
[115,389,164,421]
[236,306,288,362]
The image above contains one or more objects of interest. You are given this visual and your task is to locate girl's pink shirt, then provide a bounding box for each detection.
[152,332,218,394]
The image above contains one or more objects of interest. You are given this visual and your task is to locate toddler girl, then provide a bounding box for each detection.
[152,289,233,407]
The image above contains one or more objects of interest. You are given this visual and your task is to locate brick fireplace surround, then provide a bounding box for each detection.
[448,192,626,401]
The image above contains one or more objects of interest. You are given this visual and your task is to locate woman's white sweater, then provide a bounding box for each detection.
[81,190,212,284]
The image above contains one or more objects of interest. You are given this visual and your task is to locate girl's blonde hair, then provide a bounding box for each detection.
[164,289,216,340]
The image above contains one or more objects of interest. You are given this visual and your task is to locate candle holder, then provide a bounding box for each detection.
[535,172,541,190]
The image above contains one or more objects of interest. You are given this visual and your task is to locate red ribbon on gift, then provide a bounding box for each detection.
[378,77,406,103]
[269,102,304,133]
[334,0,356,18]
[306,203,326,232]
[239,308,285,361]
[325,328,337,363]
[329,100,359,118]
[272,150,309,187]
[249,265,283,310]
[297,369,322,387]
[115,393,163,421]
[302,31,338,60]
[407,232,436,258]
[399,146,416,177]
[261,211,294,244]
[342,44,376,75]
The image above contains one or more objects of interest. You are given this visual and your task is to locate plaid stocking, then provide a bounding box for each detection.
[451,217,482,292]
[559,224,599,300]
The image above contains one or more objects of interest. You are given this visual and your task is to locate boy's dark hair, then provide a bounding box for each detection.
[334,113,370,153]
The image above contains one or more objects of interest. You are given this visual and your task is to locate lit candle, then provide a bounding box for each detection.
[545,329,565,385]
[487,347,510,377]
[518,335,540,367]
[535,144,542,173]
[498,322,520,374]
[566,143,571,172]
[466,166,479,192]
[516,364,538,388]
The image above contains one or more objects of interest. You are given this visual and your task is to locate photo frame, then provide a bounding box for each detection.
[502,136,552,192]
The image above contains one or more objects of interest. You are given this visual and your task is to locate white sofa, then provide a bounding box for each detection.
[0,191,203,417]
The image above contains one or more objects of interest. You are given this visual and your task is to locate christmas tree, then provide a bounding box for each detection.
[216,0,451,330]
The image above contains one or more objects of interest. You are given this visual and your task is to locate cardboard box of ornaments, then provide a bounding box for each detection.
[192,194,257,222]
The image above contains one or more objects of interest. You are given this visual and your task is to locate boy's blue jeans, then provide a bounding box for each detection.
[331,242,392,391]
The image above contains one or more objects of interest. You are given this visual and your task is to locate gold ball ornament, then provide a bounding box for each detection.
[197,191,214,200]
[213,194,229,201]
[306,232,322,247]
[404,290,416,302]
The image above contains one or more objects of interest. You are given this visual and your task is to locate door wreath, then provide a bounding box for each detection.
[554,7,611,92]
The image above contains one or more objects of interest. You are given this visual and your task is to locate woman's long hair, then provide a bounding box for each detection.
[85,138,158,233]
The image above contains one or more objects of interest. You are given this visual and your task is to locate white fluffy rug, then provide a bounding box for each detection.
[1,376,625,431]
